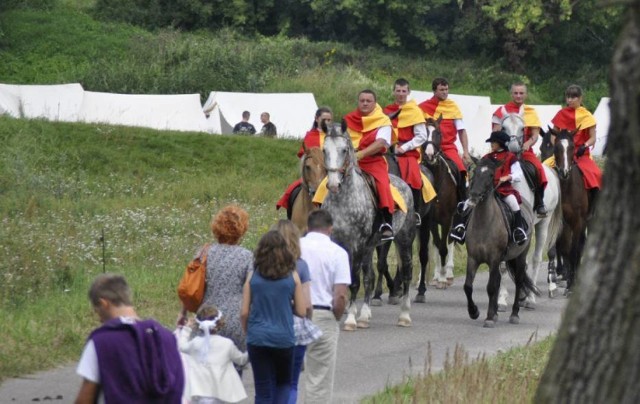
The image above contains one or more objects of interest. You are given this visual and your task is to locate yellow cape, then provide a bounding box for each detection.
[522,105,541,128]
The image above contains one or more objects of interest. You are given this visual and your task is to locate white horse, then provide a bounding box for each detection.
[498,110,563,310]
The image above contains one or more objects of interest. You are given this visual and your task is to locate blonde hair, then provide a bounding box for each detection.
[271,219,301,260]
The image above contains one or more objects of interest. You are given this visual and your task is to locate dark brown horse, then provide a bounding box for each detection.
[290,145,326,234]
[550,128,591,294]
[463,158,539,327]
[416,117,459,299]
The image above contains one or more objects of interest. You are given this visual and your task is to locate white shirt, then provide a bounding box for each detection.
[511,161,523,183]
[375,125,392,146]
[454,119,466,130]
[300,232,351,308]
[398,123,428,152]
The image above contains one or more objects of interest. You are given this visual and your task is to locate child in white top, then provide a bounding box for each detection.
[176,304,248,404]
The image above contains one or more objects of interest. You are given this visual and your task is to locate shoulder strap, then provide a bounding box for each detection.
[198,243,211,261]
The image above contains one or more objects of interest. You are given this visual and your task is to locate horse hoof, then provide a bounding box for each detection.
[429,279,438,287]
[414,295,426,303]
[356,321,370,329]
[371,298,383,307]
[483,320,496,328]
[436,282,448,290]
[397,318,412,327]
[343,322,357,332]
[446,277,454,286]
[387,296,400,305]
[469,307,480,320]
[497,304,507,312]
[509,315,520,324]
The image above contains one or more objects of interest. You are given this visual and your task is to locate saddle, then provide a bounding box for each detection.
[495,194,529,244]
[520,159,539,192]
[286,184,303,220]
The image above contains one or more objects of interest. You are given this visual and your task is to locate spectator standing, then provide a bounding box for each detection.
[260,112,278,138]
[300,210,350,404]
[75,274,184,404]
[176,304,248,404]
[233,111,257,135]
[241,230,306,403]
[178,205,253,355]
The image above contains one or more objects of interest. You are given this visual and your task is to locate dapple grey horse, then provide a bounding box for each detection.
[322,123,416,330]
[499,111,563,305]
[463,158,539,327]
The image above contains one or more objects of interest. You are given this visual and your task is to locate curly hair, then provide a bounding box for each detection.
[211,205,249,245]
[254,230,296,280]
[271,219,301,260]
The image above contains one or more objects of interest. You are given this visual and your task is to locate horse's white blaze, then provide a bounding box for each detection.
[424,130,435,158]
[560,138,570,177]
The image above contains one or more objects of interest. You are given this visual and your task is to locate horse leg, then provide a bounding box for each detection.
[415,222,431,303]
[373,243,391,306]
[389,266,402,305]
[433,228,449,289]
[524,222,548,308]
[509,253,529,324]
[397,243,413,327]
[484,261,502,328]
[444,242,455,286]
[497,262,510,312]
[464,257,480,321]
[343,265,361,331]
[547,244,558,298]
[357,252,375,329]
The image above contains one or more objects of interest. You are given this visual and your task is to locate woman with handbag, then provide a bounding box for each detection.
[178,205,253,358]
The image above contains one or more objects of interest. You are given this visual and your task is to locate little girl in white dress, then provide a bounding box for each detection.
[177,304,248,404]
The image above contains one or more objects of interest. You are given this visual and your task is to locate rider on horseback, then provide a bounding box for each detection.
[492,83,548,217]
[450,131,528,245]
[418,78,473,205]
[384,78,431,226]
[550,84,602,219]
[344,90,395,241]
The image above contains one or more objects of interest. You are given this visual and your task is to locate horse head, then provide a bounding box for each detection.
[500,107,525,155]
[322,121,356,193]
[422,115,443,164]
[301,146,326,197]
[539,127,554,161]
[550,127,578,180]
[467,158,501,208]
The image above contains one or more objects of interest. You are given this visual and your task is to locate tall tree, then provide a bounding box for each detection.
[536,0,640,402]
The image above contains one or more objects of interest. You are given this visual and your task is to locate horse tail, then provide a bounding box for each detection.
[508,261,541,297]
[545,191,563,253]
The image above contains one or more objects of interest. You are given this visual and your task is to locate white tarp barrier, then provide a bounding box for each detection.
[202,91,318,139]
[78,91,209,132]
[0,84,21,118]
[0,83,84,121]
[409,91,493,155]
[592,97,610,156]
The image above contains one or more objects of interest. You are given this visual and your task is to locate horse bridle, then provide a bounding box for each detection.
[324,137,355,185]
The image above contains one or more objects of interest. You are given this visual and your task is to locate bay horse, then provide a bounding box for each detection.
[416,117,459,297]
[498,113,563,305]
[549,128,590,294]
[463,158,539,327]
[373,132,436,306]
[322,123,416,330]
[290,145,326,234]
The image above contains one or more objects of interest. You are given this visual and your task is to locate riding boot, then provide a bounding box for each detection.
[534,186,548,218]
[512,210,528,245]
[412,188,422,226]
[379,209,394,241]
[457,173,468,203]
[449,203,470,244]
[587,188,599,219]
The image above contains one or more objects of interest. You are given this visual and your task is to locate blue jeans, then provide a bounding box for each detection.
[248,344,294,404]
[288,345,307,404]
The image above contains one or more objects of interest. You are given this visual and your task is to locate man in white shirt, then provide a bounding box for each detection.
[300,209,351,404]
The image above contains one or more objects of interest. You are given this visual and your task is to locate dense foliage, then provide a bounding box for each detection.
[90,0,622,76]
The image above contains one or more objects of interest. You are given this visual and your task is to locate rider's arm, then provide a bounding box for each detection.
[524,127,540,150]
[456,121,471,162]
[396,123,428,153]
[586,126,596,148]
[356,126,391,160]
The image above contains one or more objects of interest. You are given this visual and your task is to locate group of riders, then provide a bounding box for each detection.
[277,78,603,246]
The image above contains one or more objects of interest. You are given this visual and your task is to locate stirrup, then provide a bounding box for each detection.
[513,227,528,245]
[414,212,422,226]
[535,205,548,218]
[450,224,466,243]
[379,223,394,241]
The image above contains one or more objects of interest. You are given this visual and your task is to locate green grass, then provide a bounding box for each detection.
[363,334,555,403]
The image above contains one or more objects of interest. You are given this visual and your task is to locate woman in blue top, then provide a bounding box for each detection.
[241,230,306,404]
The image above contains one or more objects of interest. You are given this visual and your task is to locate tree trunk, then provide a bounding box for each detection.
[535,1,640,402]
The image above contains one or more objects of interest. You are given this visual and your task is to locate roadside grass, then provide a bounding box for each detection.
[363,334,554,403]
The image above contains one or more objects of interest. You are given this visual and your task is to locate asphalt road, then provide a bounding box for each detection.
[0,271,567,403]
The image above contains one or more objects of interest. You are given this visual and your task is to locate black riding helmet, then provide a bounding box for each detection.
[485,130,510,150]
